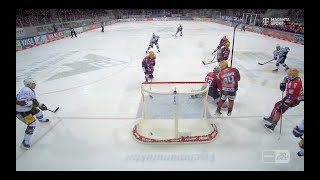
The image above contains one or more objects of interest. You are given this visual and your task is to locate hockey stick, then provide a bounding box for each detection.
[47,107,59,113]
[278,91,284,140]
[202,53,217,65]
[258,59,275,65]
[202,60,218,65]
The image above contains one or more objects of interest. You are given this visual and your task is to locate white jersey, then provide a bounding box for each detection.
[296,120,304,132]
[150,35,159,44]
[273,47,289,58]
[16,86,38,112]
[293,119,304,136]
[177,25,183,31]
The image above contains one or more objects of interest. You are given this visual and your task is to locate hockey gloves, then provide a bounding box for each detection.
[274,56,277,60]
[280,83,286,91]
[39,104,48,111]
[16,99,28,106]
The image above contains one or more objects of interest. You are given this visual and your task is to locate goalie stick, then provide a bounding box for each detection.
[258,59,275,65]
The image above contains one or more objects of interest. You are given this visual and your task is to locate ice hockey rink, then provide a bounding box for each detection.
[16,21,304,171]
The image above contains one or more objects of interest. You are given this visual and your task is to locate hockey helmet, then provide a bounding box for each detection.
[24,78,37,87]
[223,35,227,39]
[219,60,228,69]
[287,68,299,80]
[225,42,230,47]
[276,44,280,51]
[149,51,155,58]
[213,66,221,73]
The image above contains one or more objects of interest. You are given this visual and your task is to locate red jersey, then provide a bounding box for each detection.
[205,72,220,90]
[283,76,303,102]
[142,55,156,75]
[217,46,230,62]
[217,67,240,93]
[217,38,230,49]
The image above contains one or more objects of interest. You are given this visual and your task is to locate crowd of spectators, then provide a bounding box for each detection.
[258,21,304,34]
[16,9,109,28]
[16,9,304,34]
[16,9,52,27]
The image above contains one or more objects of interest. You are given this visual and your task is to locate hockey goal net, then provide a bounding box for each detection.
[132,82,218,144]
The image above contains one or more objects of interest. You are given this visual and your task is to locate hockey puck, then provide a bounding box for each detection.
[150,132,153,135]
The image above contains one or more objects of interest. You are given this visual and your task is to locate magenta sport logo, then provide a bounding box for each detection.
[262,18,290,26]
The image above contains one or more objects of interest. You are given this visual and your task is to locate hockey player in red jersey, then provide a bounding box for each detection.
[142,51,156,82]
[264,68,304,131]
[205,66,221,104]
[215,60,240,116]
[217,42,231,62]
[212,35,230,55]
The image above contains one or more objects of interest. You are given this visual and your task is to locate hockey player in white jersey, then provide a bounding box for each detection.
[292,119,304,156]
[16,78,49,149]
[146,33,160,54]
[273,44,290,72]
[175,24,183,36]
